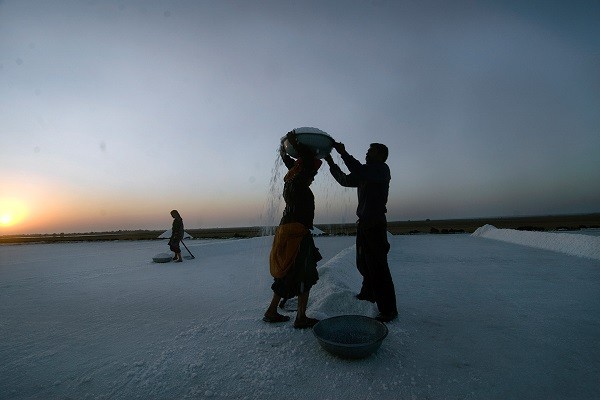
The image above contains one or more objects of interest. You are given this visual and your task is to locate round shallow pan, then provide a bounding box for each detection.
[152,253,173,263]
[281,127,334,159]
[313,315,388,359]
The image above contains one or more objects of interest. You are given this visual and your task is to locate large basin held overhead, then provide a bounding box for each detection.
[281,127,334,159]
[312,315,388,359]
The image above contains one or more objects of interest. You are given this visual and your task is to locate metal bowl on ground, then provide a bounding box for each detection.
[281,127,334,159]
[313,315,388,359]
[152,253,173,263]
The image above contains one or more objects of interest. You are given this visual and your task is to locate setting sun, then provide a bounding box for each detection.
[0,198,28,228]
[1,213,13,225]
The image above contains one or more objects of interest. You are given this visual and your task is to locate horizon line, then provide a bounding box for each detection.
[2,212,599,237]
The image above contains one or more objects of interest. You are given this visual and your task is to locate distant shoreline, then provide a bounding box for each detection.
[1,213,599,245]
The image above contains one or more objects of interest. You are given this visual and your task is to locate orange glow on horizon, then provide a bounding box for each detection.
[0,175,84,235]
[0,198,28,228]
[0,176,282,234]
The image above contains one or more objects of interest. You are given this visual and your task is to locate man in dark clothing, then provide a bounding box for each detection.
[324,142,398,322]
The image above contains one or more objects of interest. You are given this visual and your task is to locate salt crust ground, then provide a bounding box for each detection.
[1,228,599,399]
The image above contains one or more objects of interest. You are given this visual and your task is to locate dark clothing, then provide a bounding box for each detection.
[169,216,184,253]
[280,154,316,229]
[328,151,397,315]
[356,222,397,314]
[328,152,390,226]
[271,233,322,298]
[271,147,322,299]
[168,238,181,253]
[171,217,184,241]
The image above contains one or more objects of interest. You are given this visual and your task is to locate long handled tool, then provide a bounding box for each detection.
[180,240,195,259]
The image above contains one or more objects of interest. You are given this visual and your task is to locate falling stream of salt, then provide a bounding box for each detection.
[259,148,355,236]
[252,146,356,303]
[259,148,285,236]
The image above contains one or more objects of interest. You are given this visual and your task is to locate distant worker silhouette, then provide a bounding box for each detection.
[169,210,184,262]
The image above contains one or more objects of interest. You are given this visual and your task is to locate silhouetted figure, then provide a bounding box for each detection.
[325,142,398,322]
[169,210,184,262]
[263,131,323,329]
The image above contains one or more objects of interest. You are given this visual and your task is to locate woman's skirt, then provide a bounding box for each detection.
[271,234,322,298]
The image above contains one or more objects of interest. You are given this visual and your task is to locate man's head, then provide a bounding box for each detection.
[366,143,388,163]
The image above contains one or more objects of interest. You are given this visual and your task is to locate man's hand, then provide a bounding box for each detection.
[333,141,346,154]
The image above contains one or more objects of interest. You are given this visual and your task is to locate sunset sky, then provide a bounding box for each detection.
[1,0,599,235]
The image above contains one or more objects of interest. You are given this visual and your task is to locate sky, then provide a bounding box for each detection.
[1,0,599,235]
